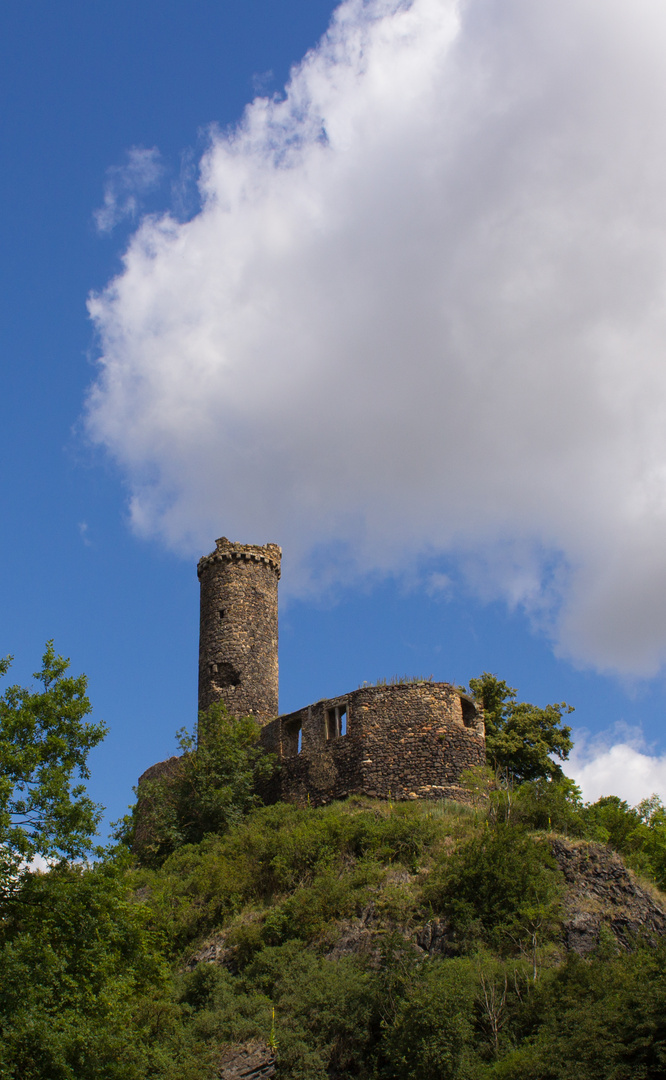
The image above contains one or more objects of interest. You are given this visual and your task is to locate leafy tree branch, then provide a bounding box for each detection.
[0,642,106,890]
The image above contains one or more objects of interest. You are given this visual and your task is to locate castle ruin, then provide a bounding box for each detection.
[196,537,485,805]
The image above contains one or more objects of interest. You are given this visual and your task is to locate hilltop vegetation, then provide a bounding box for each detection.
[6,795,666,1080]
[1,650,666,1078]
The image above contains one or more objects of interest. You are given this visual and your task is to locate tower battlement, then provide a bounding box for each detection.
[197,537,282,580]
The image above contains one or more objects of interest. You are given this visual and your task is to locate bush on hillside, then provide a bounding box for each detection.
[126,704,277,867]
[423,821,564,959]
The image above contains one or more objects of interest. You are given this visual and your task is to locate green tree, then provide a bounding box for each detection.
[383,959,477,1080]
[497,940,666,1079]
[0,643,107,893]
[0,860,213,1080]
[129,703,277,867]
[581,794,666,887]
[468,673,573,784]
[511,777,585,836]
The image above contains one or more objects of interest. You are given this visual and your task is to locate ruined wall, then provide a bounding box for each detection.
[132,755,184,863]
[198,537,281,724]
[260,682,485,806]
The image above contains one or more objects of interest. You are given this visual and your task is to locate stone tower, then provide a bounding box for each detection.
[197,537,281,724]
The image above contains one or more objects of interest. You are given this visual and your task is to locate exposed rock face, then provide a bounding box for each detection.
[550,837,666,955]
[217,1041,276,1079]
[414,917,454,956]
[184,838,666,980]
[186,932,237,973]
[415,838,666,959]
[324,905,381,963]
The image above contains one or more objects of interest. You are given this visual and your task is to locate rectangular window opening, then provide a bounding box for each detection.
[326,704,347,740]
[284,718,302,758]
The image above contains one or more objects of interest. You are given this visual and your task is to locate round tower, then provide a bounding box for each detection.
[197,537,281,724]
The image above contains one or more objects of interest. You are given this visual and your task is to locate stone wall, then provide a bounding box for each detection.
[197,537,281,724]
[260,682,485,806]
[135,540,488,829]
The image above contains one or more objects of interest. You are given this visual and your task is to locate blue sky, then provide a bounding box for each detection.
[3,0,666,836]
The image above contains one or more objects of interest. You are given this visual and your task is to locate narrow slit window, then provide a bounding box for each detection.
[325,707,337,740]
[460,696,478,728]
[219,609,226,620]
[339,707,347,736]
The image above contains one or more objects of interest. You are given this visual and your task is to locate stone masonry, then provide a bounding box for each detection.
[139,537,485,815]
[197,537,281,724]
[259,682,485,806]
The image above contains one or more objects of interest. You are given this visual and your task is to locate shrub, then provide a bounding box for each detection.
[128,705,277,867]
[423,822,564,956]
[383,959,478,1080]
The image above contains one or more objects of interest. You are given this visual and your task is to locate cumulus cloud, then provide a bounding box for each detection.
[86,0,666,675]
[94,146,163,234]
[567,727,666,806]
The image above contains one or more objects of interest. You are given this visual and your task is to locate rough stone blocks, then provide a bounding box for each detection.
[197,537,281,724]
[260,682,485,806]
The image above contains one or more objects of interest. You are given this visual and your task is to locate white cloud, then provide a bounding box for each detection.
[78,521,92,547]
[427,571,453,597]
[27,853,53,874]
[567,727,666,806]
[86,0,666,675]
[94,146,163,234]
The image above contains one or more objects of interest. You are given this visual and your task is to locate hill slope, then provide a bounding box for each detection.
[129,797,666,1079]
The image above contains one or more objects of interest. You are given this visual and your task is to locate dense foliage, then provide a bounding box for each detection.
[2,652,666,1078]
[126,703,277,867]
[0,643,106,896]
[467,673,573,783]
[0,860,212,1079]
[3,795,666,1077]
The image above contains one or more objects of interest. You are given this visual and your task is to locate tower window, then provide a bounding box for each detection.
[460,696,478,728]
[210,661,240,687]
[219,609,226,619]
[325,705,347,740]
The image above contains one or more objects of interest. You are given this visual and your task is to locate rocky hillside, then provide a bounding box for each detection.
[185,830,666,975]
[551,837,666,954]
[124,797,666,1079]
